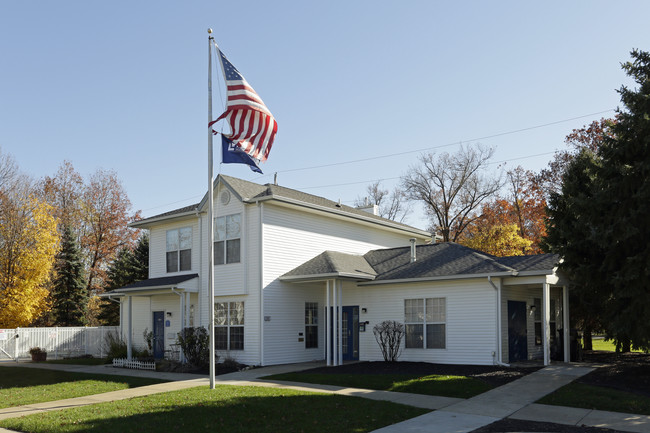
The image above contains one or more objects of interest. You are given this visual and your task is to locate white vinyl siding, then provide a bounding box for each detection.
[260,203,425,365]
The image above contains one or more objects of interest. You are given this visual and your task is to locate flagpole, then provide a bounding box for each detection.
[207,28,216,390]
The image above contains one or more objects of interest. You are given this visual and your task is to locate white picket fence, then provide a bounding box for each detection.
[112,358,156,370]
[0,326,119,360]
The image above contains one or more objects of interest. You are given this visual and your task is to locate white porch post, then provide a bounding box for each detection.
[127,295,133,361]
[326,280,331,366]
[332,279,338,366]
[542,282,551,366]
[563,285,570,362]
[338,280,343,366]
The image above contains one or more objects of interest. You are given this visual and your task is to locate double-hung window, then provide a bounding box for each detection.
[214,214,241,265]
[166,227,192,272]
[404,297,446,349]
[305,303,318,348]
[215,301,244,350]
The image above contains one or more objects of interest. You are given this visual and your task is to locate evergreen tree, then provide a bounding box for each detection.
[545,50,650,352]
[98,234,148,325]
[51,225,87,326]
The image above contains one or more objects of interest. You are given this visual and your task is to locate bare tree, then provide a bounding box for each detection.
[401,144,502,242]
[354,181,412,222]
[373,320,405,362]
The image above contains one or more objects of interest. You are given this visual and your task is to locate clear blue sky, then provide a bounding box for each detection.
[1,1,647,230]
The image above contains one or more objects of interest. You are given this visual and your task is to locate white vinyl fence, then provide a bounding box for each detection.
[0,327,119,360]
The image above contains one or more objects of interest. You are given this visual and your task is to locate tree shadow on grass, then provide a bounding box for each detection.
[0,367,165,389]
[0,387,429,433]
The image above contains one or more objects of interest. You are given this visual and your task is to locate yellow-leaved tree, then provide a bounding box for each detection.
[461,223,532,257]
[0,193,59,327]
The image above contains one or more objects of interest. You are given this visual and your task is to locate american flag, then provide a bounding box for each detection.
[210,47,277,163]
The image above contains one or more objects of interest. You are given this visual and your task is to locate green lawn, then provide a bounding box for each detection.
[263,372,492,398]
[0,385,428,433]
[587,338,645,352]
[0,367,165,409]
[538,382,650,415]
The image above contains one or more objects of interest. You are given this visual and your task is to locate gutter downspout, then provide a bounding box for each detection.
[488,276,509,367]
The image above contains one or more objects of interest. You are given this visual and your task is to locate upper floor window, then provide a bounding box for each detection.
[166,227,192,272]
[214,213,241,265]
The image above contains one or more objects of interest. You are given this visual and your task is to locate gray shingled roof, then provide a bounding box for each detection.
[112,274,199,292]
[282,243,560,283]
[135,175,429,235]
[282,251,377,281]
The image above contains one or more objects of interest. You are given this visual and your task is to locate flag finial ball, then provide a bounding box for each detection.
[208,28,213,34]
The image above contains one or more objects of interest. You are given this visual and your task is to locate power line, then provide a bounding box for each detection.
[271,109,614,175]
[142,109,614,213]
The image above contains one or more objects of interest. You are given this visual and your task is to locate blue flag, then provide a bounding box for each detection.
[221,135,263,173]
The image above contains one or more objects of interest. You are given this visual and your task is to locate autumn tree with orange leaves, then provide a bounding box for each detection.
[459,166,546,256]
[39,162,140,325]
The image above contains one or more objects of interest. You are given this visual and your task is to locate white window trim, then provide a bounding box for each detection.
[214,301,245,351]
[404,297,447,350]
[214,213,242,266]
[166,227,192,273]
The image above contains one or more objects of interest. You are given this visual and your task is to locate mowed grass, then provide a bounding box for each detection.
[0,385,429,433]
[588,338,646,353]
[263,372,492,398]
[0,367,165,409]
[538,382,650,415]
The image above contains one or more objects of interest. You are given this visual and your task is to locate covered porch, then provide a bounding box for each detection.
[101,274,199,361]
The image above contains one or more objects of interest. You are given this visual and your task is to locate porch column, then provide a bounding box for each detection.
[563,285,570,362]
[542,282,551,366]
[127,295,133,360]
[326,280,331,366]
[337,280,343,366]
[179,291,186,363]
[332,279,338,366]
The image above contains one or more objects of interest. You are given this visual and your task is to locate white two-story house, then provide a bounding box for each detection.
[107,175,570,367]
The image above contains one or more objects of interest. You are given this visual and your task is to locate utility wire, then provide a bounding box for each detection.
[143,109,614,212]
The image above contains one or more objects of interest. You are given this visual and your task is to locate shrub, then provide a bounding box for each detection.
[373,320,405,362]
[28,347,46,356]
[104,331,127,361]
[177,326,210,368]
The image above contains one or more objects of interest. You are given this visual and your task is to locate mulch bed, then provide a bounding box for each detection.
[472,418,629,433]
[298,361,542,387]
[578,350,650,397]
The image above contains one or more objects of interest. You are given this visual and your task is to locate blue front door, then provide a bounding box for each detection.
[508,301,528,362]
[330,306,359,361]
[153,311,165,359]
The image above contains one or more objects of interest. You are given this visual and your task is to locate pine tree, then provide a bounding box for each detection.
[98,234,149,325]
[51,225,87,326]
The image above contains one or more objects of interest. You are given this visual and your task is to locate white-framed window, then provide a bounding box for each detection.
[305,302,318,349]
[166,227,192,273]
[215,301,244,350]
[404,297,446,349]
[214,214,241,265]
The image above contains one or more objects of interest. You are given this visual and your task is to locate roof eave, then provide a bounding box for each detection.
[281,272,376,283]
[130,209,201,229]
[251,195,431,238]
[358,271,518,286]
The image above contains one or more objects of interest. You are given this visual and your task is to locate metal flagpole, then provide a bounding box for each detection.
[207,28,216,390]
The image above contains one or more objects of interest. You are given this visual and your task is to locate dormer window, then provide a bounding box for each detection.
[166,227,192,272]
[214,213,241,265]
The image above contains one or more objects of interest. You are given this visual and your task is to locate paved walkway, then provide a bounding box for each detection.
[0,360,649,433]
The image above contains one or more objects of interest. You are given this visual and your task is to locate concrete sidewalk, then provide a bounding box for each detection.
[1,360,650,433]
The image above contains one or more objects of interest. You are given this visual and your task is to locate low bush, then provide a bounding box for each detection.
[177,326,210,368]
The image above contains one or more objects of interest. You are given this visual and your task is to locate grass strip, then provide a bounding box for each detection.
[0,367,165,409]
[538,382,650,415]
[264,372,492,398]
[0,385,429,433]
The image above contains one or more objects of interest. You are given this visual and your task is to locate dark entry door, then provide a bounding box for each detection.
[330,306,359,361]
[153,311,165,359]
[508,301,528,362]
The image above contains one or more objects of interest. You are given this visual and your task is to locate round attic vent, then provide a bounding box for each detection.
[220,190,231,205]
